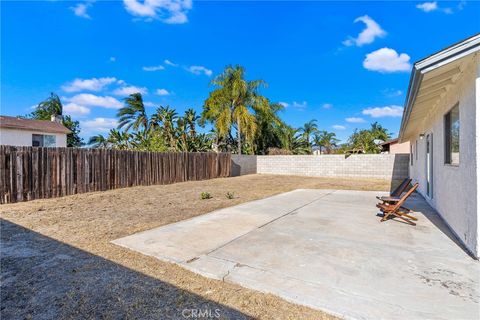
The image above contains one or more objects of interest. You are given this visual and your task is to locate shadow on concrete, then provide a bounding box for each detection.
[376,192,474,259]
[406,194,476,259]
[0,219,250,319]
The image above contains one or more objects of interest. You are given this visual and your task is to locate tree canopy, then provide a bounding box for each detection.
[22,66,393,155]
[29,93,83,147]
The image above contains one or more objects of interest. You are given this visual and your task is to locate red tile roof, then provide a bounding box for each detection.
[0,115,71,134]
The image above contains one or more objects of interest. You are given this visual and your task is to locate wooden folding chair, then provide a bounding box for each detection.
[377,183,419,226]
[376,178,411,203]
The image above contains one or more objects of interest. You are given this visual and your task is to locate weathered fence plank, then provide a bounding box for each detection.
[0,146,231,204]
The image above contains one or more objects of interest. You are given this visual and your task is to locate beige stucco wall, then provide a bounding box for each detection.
[0,128,67,147]
[408,55,479,257]
[390,141,410,154]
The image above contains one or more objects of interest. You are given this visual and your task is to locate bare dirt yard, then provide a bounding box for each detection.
[1,174,390,319]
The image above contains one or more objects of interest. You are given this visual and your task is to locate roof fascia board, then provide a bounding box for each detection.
[399,34,480,142]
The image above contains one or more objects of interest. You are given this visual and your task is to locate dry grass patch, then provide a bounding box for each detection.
[1,174,390,319]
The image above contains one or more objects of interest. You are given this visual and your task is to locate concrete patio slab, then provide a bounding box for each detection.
[113,189,480,320]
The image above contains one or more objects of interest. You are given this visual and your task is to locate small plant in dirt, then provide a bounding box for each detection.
[200,192,212,200]
[225,192,235,199]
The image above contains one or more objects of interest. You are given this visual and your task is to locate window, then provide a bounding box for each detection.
[415,140,418,161]
[444,104,460,165]
[32,134,56,147]
[410,144,413,165]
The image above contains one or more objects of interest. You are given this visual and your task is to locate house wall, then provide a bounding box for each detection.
[390,141,410,154]
[0,128,67,147]
[408,56,479,257]
[256,154,409,180]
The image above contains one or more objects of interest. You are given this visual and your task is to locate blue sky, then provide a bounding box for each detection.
[1,1,479,142]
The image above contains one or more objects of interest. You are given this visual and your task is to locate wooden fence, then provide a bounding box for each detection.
[0,146,231,204]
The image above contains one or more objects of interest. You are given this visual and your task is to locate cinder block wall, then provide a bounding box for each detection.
[257,154,409,179]
[232,154,409,180]
[231,155,257,176]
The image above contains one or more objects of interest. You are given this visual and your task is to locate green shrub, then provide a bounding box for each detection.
[225,192,235,199]
[200,192,212,200]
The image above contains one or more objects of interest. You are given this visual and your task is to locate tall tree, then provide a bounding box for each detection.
[117,93,148,133]
[106,129,131,150]
[369,121,390,142]
[254,102,286,154]
[300,119,319,152]
[30,93,83,147]
[277,125,309,155]
[151,106,178,149]
[31,92,63,118]
[88,134,108,148]
[202,65,267,154]
[313,130,340,154]
[184,108,200,138]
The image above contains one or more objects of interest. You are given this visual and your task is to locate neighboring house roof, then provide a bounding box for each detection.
[399,33,480,142]
[0,115,71,134]
[380,138,399,146]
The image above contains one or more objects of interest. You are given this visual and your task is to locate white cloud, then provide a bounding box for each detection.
[65,94,123,109]
[155,88,170,96]
[142,65,165,71]
[416,2,455,14]
[113,85,148,96]
[81,117,118,133]
[416,2,438,12]
[109,57,116,62]
[332,125,346,130]
[322,103,333,109]
[343,15,386,47]
[123,0,192,24]
[70,2,93,19]
[383,88,403,97]
[363,48,411,73]
[442,7,454,14]
[144,101,157,107]
[63,103,90,116]
[362,105,404,118]
[186,65,213,76]
[62,77,117,92]
[346,117,366,123]
[164,59,178,67]
[292,101,307,110]
[279,101,307,110]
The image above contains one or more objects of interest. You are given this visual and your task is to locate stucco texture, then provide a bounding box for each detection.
[408,54,479,257]
[0,128,67,147]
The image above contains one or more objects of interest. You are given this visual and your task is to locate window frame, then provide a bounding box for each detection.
[32,134,56,147]
[410,144,413,165]
[444,103,460,166]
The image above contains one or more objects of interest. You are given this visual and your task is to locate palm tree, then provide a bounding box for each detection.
[370,122,390,142]
[31,93,83,147]
[175,116,188,151]
[151,106,178,149]
[189,133,213,152]
[32,92,63,119]
[117,93,148,133]
[313,131,340,154]
[300,120,319,150]
[107,129,131,150]
[202,65,267,154]
[278,125,309,155]
[184,108,200,138]
[88,134,109,148]
[254,102,286,154]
